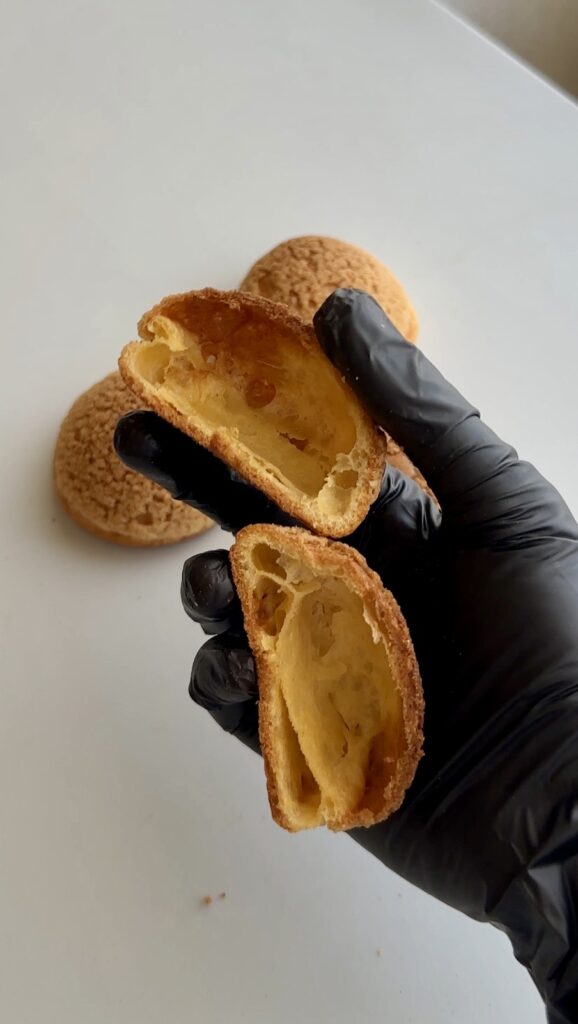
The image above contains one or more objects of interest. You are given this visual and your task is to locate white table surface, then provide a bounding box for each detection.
[2,1,577,1021]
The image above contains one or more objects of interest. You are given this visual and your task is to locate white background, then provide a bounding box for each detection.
[1,1,577,1021]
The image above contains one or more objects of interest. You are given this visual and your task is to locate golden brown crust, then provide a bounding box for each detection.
[53,372,212,547]
[120,289,388,538]
[240,235,419,343]
[137,285,312,343]
[230,524,424,832]
[56,489,195,548]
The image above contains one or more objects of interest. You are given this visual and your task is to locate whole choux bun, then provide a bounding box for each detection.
[54,372,212,546]
[240,235,418,342]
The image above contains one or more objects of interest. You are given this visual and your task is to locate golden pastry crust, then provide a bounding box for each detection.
[120,288,388,538]
[53,372,212,547]
[240,235,419,342]
[230,524,424,832]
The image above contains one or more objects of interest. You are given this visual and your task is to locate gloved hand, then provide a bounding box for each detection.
[115,289,578,1024]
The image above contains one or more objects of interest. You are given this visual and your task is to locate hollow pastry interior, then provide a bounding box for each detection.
[231,526,423,832]
[120,292,386,536]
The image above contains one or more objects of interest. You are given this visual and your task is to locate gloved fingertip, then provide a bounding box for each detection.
[181,550,242,633]
[190,638,260,750]
[313,288,405,370]
[113,411,180,496]
[190,635,258,709]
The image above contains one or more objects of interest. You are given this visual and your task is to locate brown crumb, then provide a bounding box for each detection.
[376,949,383,957]
[201,895,213,906]
[218,892,226,900]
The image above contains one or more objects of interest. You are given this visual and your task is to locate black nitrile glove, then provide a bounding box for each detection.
[114,290,578,1024]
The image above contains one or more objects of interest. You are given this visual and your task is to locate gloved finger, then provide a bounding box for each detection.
[353,466,442,554]
[181,550,242,635]
[178,471,441,638]
[114,410,293,534]
[314,290,577,544]
[190,633,260,752]
[350,466,443,585]
[349,467,446,671]
[385,437,438,506]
